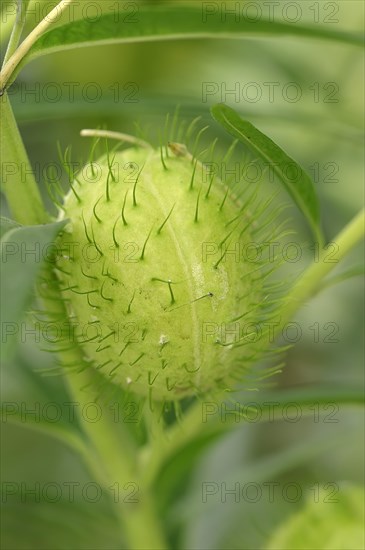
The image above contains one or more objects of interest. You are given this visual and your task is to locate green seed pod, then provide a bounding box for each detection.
[56,139,278,401]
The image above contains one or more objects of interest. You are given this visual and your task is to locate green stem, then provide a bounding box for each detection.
[0,7,17,46]
[3,0,29,66]
[64,370,169,549]
[141,392,224,487]
[0,0,74,91]
[63,369,169,548]
[65,369,169,548]
[38,267,169,549]
[280,208,365,325]
[63,369,136,479]
[80,128,153,149]
[122,493,169,550]
[0,92,48,224]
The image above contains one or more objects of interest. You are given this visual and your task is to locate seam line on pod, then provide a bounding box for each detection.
[145,152,202,386]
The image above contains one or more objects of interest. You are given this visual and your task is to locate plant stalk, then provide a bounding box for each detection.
[0,0,74,92]
[2,0,31,66]
[38,267,169,549]
[280,208,365,325]
[121,493,169,550]
[0,92,48,224]
[64,369,169,548]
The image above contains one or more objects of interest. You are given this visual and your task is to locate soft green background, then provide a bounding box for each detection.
[1,1,364,548]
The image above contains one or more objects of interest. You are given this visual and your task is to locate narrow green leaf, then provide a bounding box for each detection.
[9,5,363,84]
[0,220,67,359]
[0,0,32,48]
[0,215,21,240]
[254,386,365,409]
[2,0,31,67]
[211,103,323,243]
[0,402,86,451]
[156,403,354,515]
[1,92,48,225]
[266,484,365,550]
[151,386,363,500]
[174,431,344,524]
[2,495,122,550]
[318,265,365,292]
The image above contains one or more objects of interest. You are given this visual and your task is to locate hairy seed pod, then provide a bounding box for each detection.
[57,142,276,401]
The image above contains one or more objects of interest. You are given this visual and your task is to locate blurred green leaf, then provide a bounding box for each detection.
[0,220,67,359]
[211,103,322,243]
[318,265,365,292]
[0,401,87,454]
[2,494,122,550]
[152,385,364,519]
[175,431,347,550]
[154,386,364,493]
[266,484,365,550]
[154,431,222,513]
[12,5,363,84]
[0,339,86,449]
[0,216,21,239]
[22,0,32,11]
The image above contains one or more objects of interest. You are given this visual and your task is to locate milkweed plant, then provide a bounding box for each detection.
[0,2,364,549]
